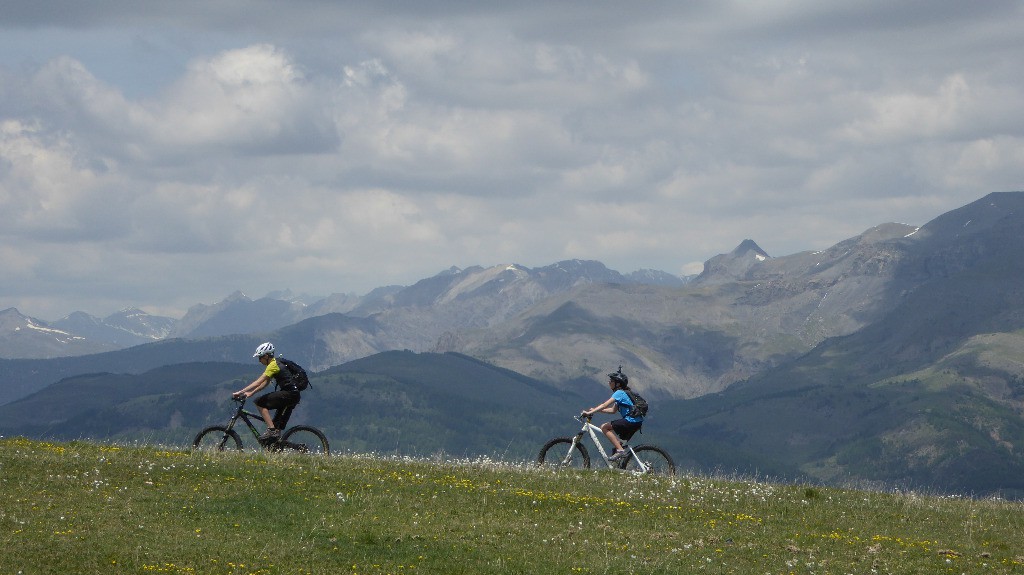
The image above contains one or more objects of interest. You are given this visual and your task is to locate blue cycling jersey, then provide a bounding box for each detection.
[612,390,643,424]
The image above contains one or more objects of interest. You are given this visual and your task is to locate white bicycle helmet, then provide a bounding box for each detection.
[253,342,275,358]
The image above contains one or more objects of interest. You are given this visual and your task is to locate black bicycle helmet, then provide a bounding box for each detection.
[608,366,629,387]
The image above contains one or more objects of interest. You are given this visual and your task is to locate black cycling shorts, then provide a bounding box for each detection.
[254,389,300,410]
[255,390,300,429]
[611,418,642,442]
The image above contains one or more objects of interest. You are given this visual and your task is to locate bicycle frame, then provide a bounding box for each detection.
[223,399,271,444]
[568,415,652,472]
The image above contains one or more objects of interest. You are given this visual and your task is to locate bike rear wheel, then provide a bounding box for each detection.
[192,426,243,452]
[537,437,590,470]
[618,445,675,476]
[279,425,330,455]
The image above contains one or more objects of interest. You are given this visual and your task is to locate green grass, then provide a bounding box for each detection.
[3,438,1024,574]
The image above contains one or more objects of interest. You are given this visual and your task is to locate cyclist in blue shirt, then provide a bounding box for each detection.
[582,367,643,461]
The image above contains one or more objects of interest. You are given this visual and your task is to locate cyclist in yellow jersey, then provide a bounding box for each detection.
[232,342,301,441]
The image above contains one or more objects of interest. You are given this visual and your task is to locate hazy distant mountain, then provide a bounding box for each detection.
[53,308,175,347]
[626,269,692,286]
[175,260,685,335]
[452,222,925,398]
[169,291,308,338]
[696,238,773,283]
[0,308,111,358]
[304,289,388,317]
[103,307,176,339]
[0,261,688,362]
[0,306,172,359]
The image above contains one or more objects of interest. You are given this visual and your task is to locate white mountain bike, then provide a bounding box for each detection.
[537,414,675,475]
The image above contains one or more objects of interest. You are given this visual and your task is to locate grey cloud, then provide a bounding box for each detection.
[757,0,1021,36]
[0,2,1022,319]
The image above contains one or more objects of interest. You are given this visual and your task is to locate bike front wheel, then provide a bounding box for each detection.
[192,426,243,452]
[537,437,590,470]
[618,445,675,476]
[279,425,330,455]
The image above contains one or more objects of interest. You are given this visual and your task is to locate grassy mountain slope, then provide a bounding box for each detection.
[5,439,1024,574]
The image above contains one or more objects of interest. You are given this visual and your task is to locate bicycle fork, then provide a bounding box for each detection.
[562,433,585,465]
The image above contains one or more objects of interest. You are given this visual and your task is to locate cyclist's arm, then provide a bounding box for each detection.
[233,374,271,398]
[583,397,617,416]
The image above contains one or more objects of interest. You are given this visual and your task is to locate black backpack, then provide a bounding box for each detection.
[276,357,310,391]
[624,389,649,418]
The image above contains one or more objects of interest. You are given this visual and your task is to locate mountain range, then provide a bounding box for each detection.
[3,191,1024,496]
[0,307,169,358]
[0,223,923,402]
[0,262,689,358]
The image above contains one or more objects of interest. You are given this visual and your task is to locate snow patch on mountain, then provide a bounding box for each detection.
[22,320,80,340]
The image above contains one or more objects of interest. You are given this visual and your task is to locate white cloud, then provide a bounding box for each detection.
[0,2,1022,319]
[0,119,120,238]
[923,136,1024,191]
[839,74,973,144]
[150,45,335,152]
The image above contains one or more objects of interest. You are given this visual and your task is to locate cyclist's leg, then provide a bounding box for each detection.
[255,391,298,435]
[601,420,626,452]
[273,404,294,430]
[253,393,279,429]
[271,392,301,430]
[609,419,641,449]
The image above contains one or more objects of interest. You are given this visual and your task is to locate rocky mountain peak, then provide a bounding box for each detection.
[696,239,770,283]
[0,307,30,329]
[732,239,769,258]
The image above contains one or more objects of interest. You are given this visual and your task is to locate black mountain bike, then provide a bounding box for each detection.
[192,397,330,455]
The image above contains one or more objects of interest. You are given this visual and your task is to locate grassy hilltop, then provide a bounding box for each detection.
[3,438,1024,574]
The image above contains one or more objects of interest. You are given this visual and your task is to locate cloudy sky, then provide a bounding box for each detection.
[1,1,1022,320]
